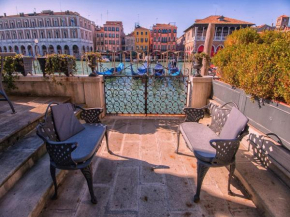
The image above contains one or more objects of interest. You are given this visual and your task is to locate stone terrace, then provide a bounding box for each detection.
[40,117,259,217]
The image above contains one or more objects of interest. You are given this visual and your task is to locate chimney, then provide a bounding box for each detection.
[4,13,6,17]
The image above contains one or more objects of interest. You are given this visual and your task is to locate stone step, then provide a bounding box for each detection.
[0,96,71,152]
[0,105,85,200]
[0,130,45,199]
[0,154,68,217]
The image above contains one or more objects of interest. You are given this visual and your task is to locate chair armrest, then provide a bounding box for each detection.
[183,105,208,122]
[79,108,103,124]
[209,139,240,165]
[45,140,78,167]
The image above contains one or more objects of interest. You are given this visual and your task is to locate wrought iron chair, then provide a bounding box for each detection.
[36,102,110,204]
[177,102,249,203]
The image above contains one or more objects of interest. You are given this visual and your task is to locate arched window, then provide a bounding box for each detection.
[158,29,161,33]
[64,31,67,38]
[54,19,58,26]
[41,31,44,38]
[39,20,43,27]
[46,19,50,27]
[56,31,59,38]
[13,32,16,39]
[48,32,51,38]
[26,32,30,39]
[31,21,35,27]
[33,32,37,38]
[1,34,4,39]
[173,29,177,33]
[17,21,21,28]
[19,32,22,39]
[24,21,28,27]
[72,30,76,38]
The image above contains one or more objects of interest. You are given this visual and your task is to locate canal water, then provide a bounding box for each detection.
[31,60,193,76]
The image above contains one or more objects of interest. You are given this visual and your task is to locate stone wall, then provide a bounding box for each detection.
[6,75,105,110]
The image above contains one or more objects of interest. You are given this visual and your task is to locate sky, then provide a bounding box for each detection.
[0,0,289,37]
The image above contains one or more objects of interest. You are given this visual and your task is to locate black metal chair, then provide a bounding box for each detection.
[177,102,249,203]
[36,102,110,204]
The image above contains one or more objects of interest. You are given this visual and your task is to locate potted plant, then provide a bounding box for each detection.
[85,52,102,77]
[45,54,77,77]
[192,52,210,77]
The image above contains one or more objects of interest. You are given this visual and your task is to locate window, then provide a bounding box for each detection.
[141,38,143,42]
[136,46,139,50]
[104,27,107,31]
[70,18,75,26]
[141,32,143,35]
[108,27,111,31]
[137,32,139,35]
[145,46,147,50]
[136,38,139,42]
[54,20,58,27]
[105,40,108,44]
[31,21,35,27]
[112,27,115,31]
[109,33,111,38]
[105,33,107,37]
[46,20,50,27]
[101,33,103,37]
[1,34,4,39]
[11,22,15,28]
[33,32,37,38]
[17,21,21,28]
[5,23,8,28]
[19,32,22,39]
[141,46,143,50]
[168,37,170,42]
[158,29,161,33]
[72,30,76,38]
[13,32,16,39]
[26,32,30,39]
[24,21,28,27]
[0,23,2,29]
[169,29,171,33]
[154,45,156,49]
[116,34,119,38]
[112,34,115,38]
[116,27,119,31]
[145,32,147,35]
[154,37,156,42]
[116,40,119,45]
[173,29,176,33]
[145,38,148,42]
[64,31,67,38]
[41,31,44,38]
[39,20,43,27]
[61,18,65,26]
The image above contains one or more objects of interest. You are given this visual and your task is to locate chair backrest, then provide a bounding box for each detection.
[208,103,231,134]
[50,103,84,141]
[219,107,249,139]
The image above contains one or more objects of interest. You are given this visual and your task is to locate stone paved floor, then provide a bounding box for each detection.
[40,118,260,217]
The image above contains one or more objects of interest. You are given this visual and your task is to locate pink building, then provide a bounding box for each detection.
[102,21,125,51]
[150,23,177,52]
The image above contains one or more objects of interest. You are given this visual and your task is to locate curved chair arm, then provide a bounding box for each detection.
[209,139,240,165]
[183,105,209,122]
[77,107,103,124]
[45,139,78,168]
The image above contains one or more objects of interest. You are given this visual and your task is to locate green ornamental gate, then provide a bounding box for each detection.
[104,75,189,115]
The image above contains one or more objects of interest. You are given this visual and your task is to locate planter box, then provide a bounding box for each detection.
[212,80,290,151]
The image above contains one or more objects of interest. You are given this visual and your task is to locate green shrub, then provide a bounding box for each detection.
[45,54,77,76]
[2,54,24,89]
[213,28,290,104]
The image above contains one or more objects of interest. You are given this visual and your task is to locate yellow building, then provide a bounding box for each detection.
[134,26,150,52]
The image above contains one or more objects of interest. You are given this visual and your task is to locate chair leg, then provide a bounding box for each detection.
[81,163,97,204]
[176,128,180,153]
[228,162,236,195]
[194,161,209,203]
[50,164,58,200]
[105,130,112,154]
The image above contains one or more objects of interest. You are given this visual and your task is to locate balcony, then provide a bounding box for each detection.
[0,62,289,217]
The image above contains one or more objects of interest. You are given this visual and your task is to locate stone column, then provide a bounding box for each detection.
[201,23,215,76]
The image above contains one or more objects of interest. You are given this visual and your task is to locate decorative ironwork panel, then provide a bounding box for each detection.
[104,76,145,114]
[104,75,188,115]
[147,76,188,114]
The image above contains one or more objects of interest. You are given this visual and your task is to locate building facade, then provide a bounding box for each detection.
[102,21,125,51]
[95,26,105,52]
[184,15,254,56]
[0,10,94,58]
[125,32,135,51]
[134,26,150,52]
[276,15,289,30]
[150,23,177,52]
[176,34,185,51]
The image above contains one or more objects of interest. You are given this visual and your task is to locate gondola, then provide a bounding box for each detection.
[97,63,124,75]
[153,63,165,76]
[168,63,181,76]
[130,63,149,76]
